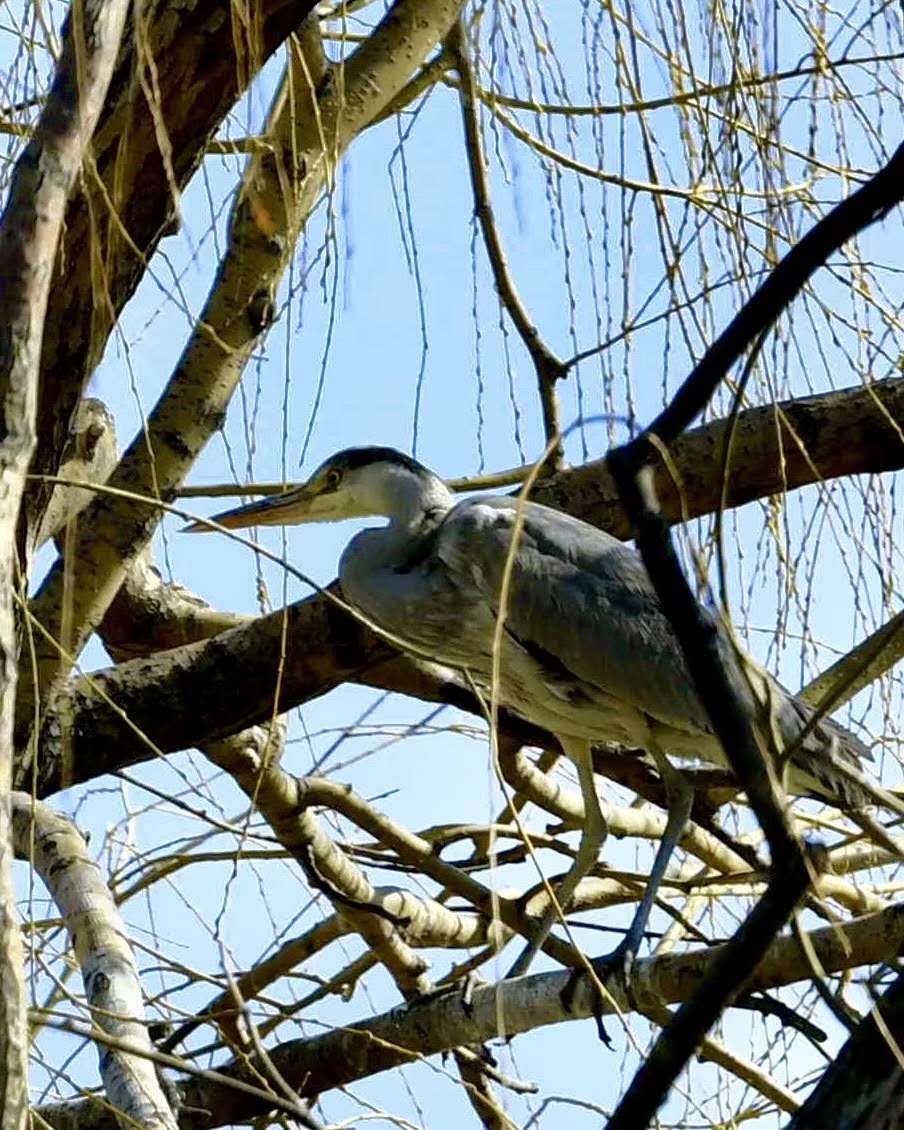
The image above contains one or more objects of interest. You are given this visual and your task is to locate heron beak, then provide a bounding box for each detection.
[182,482,329,533]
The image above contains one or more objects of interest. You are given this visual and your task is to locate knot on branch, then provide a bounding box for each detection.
[539,355,568,385]
[247,289,276,335]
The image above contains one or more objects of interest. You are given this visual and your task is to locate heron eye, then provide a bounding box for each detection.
[325,469,342,489]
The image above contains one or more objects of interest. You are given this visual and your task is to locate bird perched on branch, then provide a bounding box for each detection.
[186,446,894,978]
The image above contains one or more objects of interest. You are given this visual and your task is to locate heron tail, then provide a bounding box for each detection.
[777,692,904,819]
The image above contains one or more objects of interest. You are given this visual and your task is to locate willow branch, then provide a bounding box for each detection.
[530,376,904,539]
[786,968,904,1127]
[26,380,903,806]
[641,142,904,449]
[205,724,517,1127]
[448,18,565,464]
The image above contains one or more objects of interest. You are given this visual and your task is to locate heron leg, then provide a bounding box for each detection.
[563,742,693,1011]
[612,744,693,971]
[506,737,608,978]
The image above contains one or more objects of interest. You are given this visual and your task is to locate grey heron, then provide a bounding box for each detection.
[186,446,885,979]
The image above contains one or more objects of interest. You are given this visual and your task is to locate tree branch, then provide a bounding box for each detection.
[202,726,433,998]
[34,904,904,1129]
[11,795,177,1129]
[24,0,320,545]
[786,969,904,1128]
[639,142,904,450]
[203,724,527,1128]
[531,376,904,539]
[0,1,129,1121]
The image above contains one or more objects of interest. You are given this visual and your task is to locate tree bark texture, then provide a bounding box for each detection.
[531,376,904,538]
[0,0,129,1123]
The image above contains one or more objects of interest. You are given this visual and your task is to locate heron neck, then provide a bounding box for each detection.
[340,475,452,586]
[381,472,455,532]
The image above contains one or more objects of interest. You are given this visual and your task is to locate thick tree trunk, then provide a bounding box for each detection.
[786,971,904,1129]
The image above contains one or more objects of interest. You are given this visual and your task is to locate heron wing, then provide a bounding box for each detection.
[435,496,872,782]
[435,497,715,736]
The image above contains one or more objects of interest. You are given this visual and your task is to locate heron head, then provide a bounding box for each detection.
[183,447,449,533]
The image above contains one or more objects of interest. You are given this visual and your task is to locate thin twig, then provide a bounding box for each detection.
[448,18,566,466]
[640,142,904,449]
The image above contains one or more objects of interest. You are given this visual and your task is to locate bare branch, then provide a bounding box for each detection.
[174,376,904,535]
[203,724,517,1125]
[34,903,904,1129]
[21,369,898,799]
[0,1,129,1122]
[24,0,321,544]
[801,611,904,713]
[202,726,433,998]
[641,143,904,450]
[171,891,502,1054]
[531,377,904,539]
[449,18,565,465]
[11,795,177,1129]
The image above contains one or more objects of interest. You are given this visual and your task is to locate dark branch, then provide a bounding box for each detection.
[642,141,904,450]
[596,135,904,1130]
[786,970,904,1128]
